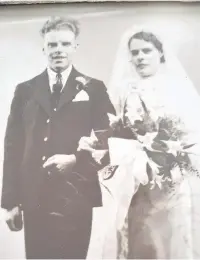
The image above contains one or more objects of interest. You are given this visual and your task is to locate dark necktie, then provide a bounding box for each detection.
[51,72,63,110]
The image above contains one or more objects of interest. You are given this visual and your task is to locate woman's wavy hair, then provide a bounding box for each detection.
[128,31,165,63]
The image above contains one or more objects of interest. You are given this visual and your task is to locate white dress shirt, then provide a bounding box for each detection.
[47,65,73,93]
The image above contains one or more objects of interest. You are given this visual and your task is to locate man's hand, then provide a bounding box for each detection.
[43,154,76,174]
[5,206,23,232]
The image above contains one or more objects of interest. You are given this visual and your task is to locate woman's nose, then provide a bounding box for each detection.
[137,50,145,61]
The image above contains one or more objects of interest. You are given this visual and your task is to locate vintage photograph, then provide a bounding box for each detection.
[1,2,200,259]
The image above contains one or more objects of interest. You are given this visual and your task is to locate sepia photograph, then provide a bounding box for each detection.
[1,2,200,259]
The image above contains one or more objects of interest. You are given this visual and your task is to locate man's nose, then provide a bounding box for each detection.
[54,43,63,53]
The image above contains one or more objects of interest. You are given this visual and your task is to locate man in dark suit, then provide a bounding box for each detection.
[1,16,115,259]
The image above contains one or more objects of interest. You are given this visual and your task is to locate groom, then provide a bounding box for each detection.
[1,16,114,259]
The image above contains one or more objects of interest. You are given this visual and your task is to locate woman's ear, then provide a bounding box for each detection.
[75,42,80,51]
[160,54,165,63]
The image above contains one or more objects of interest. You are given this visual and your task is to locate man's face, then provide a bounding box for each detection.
[43,29,78,72]
[129,38,162,78]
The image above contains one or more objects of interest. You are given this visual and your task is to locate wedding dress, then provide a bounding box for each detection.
[100,25,200,259]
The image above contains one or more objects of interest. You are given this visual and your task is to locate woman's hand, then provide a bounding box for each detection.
[77,130,99,152]
[78,135,108,165]
[77,136,97,153]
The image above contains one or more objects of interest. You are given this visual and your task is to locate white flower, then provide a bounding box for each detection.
[107,113,122,129]
[75,76,90,86]
[150,174,164,190]
[162,140,183,156]
[138,132,158,150]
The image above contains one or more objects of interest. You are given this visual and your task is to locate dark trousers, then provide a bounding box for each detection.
[23,206,93,259]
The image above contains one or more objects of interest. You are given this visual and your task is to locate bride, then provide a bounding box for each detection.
[100,25,200,259]
[78,25,200,259]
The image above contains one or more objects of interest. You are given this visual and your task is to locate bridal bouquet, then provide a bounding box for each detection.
[107,100,200,190]
[78,95,200,191]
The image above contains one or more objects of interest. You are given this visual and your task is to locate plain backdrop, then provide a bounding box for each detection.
[0,2,200,258]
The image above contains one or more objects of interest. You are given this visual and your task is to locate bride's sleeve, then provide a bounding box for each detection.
[178,118,200,172]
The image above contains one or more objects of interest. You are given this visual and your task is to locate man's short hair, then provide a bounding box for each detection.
[40,16,80,38]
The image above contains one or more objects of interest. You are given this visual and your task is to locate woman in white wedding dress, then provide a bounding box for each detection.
[101,25,200,259]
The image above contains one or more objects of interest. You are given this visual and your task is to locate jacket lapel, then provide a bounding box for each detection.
[57,67,82,111]
[33,67,84,114]
[33,70,52,115]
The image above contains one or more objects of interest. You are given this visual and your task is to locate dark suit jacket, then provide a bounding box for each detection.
[1,67,115,213]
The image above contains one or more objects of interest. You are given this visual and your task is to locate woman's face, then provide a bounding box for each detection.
[129,38,162,78]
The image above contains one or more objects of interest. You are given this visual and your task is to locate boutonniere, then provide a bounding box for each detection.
[75,76,91,91]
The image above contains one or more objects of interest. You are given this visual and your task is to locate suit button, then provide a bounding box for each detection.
[44,137,48,142]
[46,119,50,123]
[42,156,46,161]
[54,108,57,111]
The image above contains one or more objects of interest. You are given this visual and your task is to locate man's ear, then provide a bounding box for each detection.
[42,42,46,54]
[40,36,45,54]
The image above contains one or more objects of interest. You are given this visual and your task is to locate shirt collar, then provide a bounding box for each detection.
[47,65,73,92]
